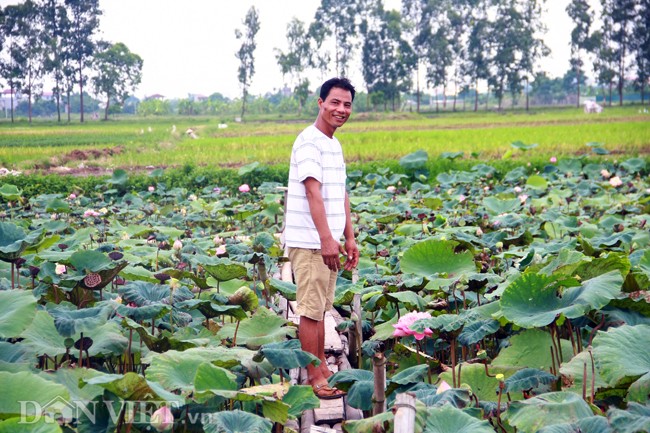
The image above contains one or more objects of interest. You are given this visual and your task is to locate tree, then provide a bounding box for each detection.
[91,42,142,120]
[0,1,45,123]
[361,2,415,111]
[632,0,650,104]
[65,0,101,122]
[605,0,637,105]
[312,0,361,77]
[40,0,71,122]
[402,0,431,112]
[567,0,595,107]
[234,6,260,120]
[464,0,491,111]
[275,17,312,113]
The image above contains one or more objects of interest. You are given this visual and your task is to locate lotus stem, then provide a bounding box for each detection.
[79,332,83,369]
[549,344,557,376]
[232,319,241,346]
[582,361,587,401]
[567,320,577,356]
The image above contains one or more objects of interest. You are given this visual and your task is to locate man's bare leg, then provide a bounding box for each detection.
[317,319,332,379]
[299,316,327,387]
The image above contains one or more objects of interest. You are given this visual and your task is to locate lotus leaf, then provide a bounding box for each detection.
[193,362,239,400]
[203,259,247,282]
[593,324,650,403]
[503,368,557,393]
[177,298,246,320]
[267,277,296,301]
[439,363,519,402]
[0,222,43,262]
[120,318,201,352]
[216,307,295,349]
[401,240,475,279]
[328,368,375,410]
[559,349,608,394]
[424,404,494,432]
[202,410,273,433]
[493,329,573,370]
[0,371,70,419]
[536,416,613,433]
[0,289,36,338]
[254,339,319,369]
[458,319,500,346]
[0,184,22,201]
[483,196,521,215]
[607,402,650,433]
[500,271,623,328]
[504,391,595,432]
[47,304,110,337]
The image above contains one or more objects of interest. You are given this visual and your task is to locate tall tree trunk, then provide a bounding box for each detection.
[474,79,479,112]
[10,87,14,123]
[576,69,581,108]
[608,81,613,106]
[66,91,71,122]
[525,78,530,112]
[104,95,110,120]
[416,63,421,113]
[79,62,85,123]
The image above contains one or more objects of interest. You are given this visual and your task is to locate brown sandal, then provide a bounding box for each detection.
[312,384,346,400]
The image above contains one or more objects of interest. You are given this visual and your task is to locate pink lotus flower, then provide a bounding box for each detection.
[518,194,528,204]
[550,156,557,163]
[148,186,155,192]
[83,209,100,218]
[514,186,522,193]
[150,406,173,432]
[239,184,250,193]
[609,176,623,187]
[387,185,396,193]
[215,245,227,256]
[68,193,76,200]
[600,169,611,179]
[459,194,466,203]
[172,239,183,251]
[393,311,433,340]
[55,264,67,275]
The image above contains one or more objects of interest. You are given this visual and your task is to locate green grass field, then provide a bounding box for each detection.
[0,105,648,172]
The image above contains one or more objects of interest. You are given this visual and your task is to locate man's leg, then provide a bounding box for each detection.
[300,315,327,387]
[317,319,332,379]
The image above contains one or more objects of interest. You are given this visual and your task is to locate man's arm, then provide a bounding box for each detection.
[342,192,359,271]
[304,176,344,271]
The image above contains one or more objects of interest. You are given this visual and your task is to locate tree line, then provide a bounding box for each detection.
[1,0,649,123]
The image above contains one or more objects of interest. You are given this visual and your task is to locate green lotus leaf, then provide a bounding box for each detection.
[84,372,172,402]
[0,371,70,419]
[328,368,375,411]
[385,291,427,311]
[267,277,296,301]
[116,302,171,322]
[413,387,471,408]
[401,240,475,279]
[413,313,464,334]
[45,198,70,214]
[202,410,273,433]
[118,281,193,306]
[254,339,319,370]
[203,259,247,282]
[47,304,110,337]
[638,250,650,279]
[503,368,557,394]
[526,174,548,190]
[238,161,260,176]
[48,368,105,402]
[67,250,113,273]
[0,290,36,338]
[0,415,64,432]
[0,184,22,201]
[0,222,44,262]
[483,197,521,215]
[559,349,608,395]
[343,411,395,433]
[627,372,650,404]
[228,286,259,312]
[106,168,128,186]
[439,363,519,402]
[511,140,538,151]
[441,151,464,160]
[119,265,159,283]
[120,318,200,353]
[425,404,494,432]
[593,324,650,402]
[399,149,428,170]
[282,385,320,419]
[177,298,246,320]
[493,329,573,370]
[84,321,128,357]
[501,271,623,328]
[193,362,239,400]
[216,307,295,349]
[504,391,595,432]
[537,416,613,433]
[607,402,650,433]
[458,319,500,346]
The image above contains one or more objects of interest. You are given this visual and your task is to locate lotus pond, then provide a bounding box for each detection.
[1,153,649,433]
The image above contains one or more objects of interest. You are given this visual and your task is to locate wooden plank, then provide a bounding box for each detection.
[313,397,345,425]
[301,407,316,433]
[310,426,336,433]
[324,311,343,353]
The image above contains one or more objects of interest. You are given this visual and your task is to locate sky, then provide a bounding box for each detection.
[0,0,598,100]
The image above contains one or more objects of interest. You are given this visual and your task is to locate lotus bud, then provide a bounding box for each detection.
[213,235,223,245]
[495,241,503,249]
[68,193,76,199]
[150,406,173,432]
[172,239,183,251]
[238,183,250,193]
[495,373,505,381]
[148,186,155,192]
[55,264,67,275]
[228,286,259,312]
[436,380,451,395]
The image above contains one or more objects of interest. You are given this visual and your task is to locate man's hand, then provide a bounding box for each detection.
[321,236,342,272]
[342,238,359,271]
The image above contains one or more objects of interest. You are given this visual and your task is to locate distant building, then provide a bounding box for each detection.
[145,93,165,100]
[188,93,208,102]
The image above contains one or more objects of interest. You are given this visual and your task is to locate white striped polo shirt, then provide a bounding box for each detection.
[284,124,347,249]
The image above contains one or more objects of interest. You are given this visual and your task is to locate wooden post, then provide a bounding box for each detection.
[393,392,417,433]
[352,293,362,369]
[372,352,386,416]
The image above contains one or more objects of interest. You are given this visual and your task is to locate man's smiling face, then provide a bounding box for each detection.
[317,87,353,136]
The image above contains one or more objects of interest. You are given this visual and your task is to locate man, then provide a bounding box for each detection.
[284,77,359,399]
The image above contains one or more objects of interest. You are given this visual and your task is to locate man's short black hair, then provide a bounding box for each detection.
[320,77,356,102]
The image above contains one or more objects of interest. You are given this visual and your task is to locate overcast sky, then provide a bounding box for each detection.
[1,0,598,100]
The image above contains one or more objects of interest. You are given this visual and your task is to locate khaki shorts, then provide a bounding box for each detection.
[288,247,337,321]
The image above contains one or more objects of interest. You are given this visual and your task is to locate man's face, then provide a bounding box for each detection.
[318,87,353,129]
